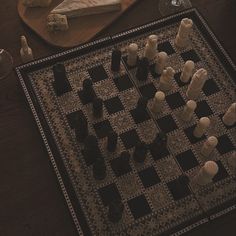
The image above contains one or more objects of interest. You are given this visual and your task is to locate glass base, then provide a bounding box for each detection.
[0,49,13,80]
[159,0,192,16]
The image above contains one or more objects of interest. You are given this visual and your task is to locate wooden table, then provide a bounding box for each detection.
[0,0,235,235]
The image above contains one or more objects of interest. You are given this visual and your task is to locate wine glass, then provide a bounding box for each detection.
[0,49,13,80]
[159,0,192,16]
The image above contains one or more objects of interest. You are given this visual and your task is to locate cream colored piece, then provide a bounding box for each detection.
[180,60,195,83]
[159,67,175,92]
[228,152,236,171]
[20,36,34,63]
[186,68,207,100]
[201,136,218,158]
[144,35,158,61]
[51,0,121,18]
[152,91,165,115]
[193,117,210,138]
[222,103,236,126]
[127,43,138,67]
[182,100,197,122]
[155,52,168,75]
[194,161,219,186]
[175,18,193,48]
[47,14,69,32]
[23,0,52,7]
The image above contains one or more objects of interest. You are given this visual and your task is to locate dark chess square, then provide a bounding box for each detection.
[202,79,220,96]
[104,96,124,115]
[88,65,108,83]
[98,183,121,206]
[176,150,199,171]
[138,167,161,188]
[157,41,175,55]
[139,83,157,100]
[156,115,178,133]
[127,195,152,219]
[174,72,189,87]
[167,179,191,201]
[120,129,140,149]
[216,134,235,155]
[166,92,186,110]
[149,143,170,160]
[66,110,83,129]
[93,120,113,138]
[184,125,206,144]
[181,49,201,63]
[114,74,133,91]
[130,108,151,124]
[213,160,229,182]
[111,155,132,177]
[195,100,213,118]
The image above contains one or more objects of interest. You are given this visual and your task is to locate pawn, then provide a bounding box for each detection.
[20,35,34,63]
[136,97,148,119]
[151,132,168,155]
[82,79,95,103]
[155,51,168,75]
[108,199,124,223]
[111,49,121,72]
[136,57,149,81]
[127,43,138,67]
[93,158,106,180]
[133,142,148,163]
[107,131,118,152]
[181,100,197,122]
[151,91,165,115]
[201,136,218,158]
[222,103,236,126]
[144,35,158,61]
[194,161,219,186]
[193,117,210,138]
[180,60,195,83]
[159,67,175,91]
[74,112,88,142]
[93,97,103,118]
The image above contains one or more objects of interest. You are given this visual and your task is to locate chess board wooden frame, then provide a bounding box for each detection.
[15,9,236,236]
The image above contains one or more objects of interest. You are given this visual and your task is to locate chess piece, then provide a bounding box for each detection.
[155,51,168,75]
[74,112,88,142]
[107,131,118,152]
[111,49,121,72]
[159,67,175,91]
[93,158,106,180]
[175,18,193,48]
[186,69,207,100]
[180,60,195,83]
[82,79,95,103]
[20,36,34,63]
[108,199,124,223]
[151,91,165,115]
[136,97,148,120]
[194,161,219,186]
[136,57,149,81]
[181,100,197,122]
[151,132,168,155]
[193,117,210,138]
[133,142,148,163]
[127,43,138,67]
[201,136,218,158]
[23,0,52,7]
[222,103,236,126]
[228,152,236,171]
[144,35,158,61]
[93,97,103,118]
[53,63,71,96]
[115,151,130,176]
[83,135,101,165]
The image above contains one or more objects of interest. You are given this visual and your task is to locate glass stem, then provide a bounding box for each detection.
[171,0,183,7]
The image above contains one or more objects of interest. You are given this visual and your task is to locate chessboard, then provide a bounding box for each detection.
[16,9,236,236]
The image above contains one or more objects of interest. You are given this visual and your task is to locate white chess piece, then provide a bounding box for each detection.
[144,35,158,61]
[152,91,165,115]
[194,161,219,186]
[155,52,168,75]
[222,103,236,126]
[186,68,207,100]
[180,60,195,83]
[127,43,138,67]
[201,136,218,158]
[175,18,193,48]
[159,67,175,92]
[20,36,34,63]
[193,117,210,138]
[228,152,236,171]
[182,100,197,121]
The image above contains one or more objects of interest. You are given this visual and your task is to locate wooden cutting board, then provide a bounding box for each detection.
[18,0,137,48]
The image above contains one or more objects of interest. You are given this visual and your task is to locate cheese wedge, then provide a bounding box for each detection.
[51,0,122,18]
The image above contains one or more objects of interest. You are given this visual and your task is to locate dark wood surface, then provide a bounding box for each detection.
[0,0,236,235]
